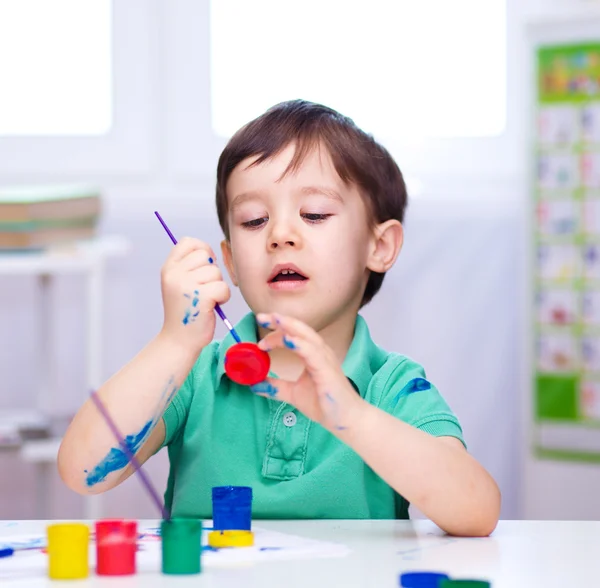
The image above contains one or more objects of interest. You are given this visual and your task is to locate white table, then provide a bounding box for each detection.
[0,236,130,520]
[0,519,596,587]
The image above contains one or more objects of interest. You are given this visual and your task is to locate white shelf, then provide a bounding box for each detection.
[0,235,130,275]
[20,437,61,463]
[0,409,50,429]
[2,234,131,519]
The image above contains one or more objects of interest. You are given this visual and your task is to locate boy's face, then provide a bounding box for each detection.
[221,144,383,331]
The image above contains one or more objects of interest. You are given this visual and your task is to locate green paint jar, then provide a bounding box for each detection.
[161,518,202,575]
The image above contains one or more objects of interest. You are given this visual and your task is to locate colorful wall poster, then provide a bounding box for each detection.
[534,42,600,462]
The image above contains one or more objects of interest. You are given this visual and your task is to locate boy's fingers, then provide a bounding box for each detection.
[190,265,222,285]
[179,248,214,271]
[195,281,231,309]
[259,331,332,376]
[168,237,216,264]
[256,313,321,345]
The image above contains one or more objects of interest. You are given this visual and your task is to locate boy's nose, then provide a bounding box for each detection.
[269,238,295,249]
[268,219,300,249]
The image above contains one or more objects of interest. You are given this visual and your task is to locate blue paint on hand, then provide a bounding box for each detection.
[258,320,270,328]
[182,291,201,325]
[283,335,296,349]
[325,392,348,430]
[85,420,153,487]
[392,378,431,405]
[250,381,278,397]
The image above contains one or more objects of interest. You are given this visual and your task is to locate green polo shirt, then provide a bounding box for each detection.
[161,312,464,520]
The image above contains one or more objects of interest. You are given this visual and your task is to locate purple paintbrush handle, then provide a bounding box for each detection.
[154,211,241,343]
[90,391,169,521]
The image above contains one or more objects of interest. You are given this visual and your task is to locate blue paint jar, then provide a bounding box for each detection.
[212,486,253,530]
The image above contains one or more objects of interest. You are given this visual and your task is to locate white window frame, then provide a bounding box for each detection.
[0,0,156,177]
[166,0,523,195]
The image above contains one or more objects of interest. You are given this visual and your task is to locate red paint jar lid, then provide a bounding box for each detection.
[225,343,270,386]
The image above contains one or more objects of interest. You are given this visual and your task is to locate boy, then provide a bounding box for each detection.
[59,100,500,536]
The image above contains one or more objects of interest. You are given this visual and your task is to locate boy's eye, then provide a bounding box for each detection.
[241,217,268,229]
[302,213,331,223]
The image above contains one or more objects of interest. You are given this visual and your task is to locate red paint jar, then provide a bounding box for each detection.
[95,519,137,576]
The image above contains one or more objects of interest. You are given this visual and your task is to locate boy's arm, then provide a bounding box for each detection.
[58,334,197,495]
[338,404,501,537]
[254,312,500,537]
[58,237,230,496]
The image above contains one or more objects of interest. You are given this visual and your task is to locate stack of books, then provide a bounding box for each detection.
[0,185,101,249]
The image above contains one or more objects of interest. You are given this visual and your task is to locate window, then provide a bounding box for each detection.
[0,0,154,175]
[0,0,112,136]
[210,0,506,139]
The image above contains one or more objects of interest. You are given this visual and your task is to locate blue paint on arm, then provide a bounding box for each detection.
[85,420,153,487]
[325,392,347,430]
[392,378,431,405]
[182,309,191,325]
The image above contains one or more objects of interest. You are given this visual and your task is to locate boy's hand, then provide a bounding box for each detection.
[159,237,230,354]
[253,313,364,433]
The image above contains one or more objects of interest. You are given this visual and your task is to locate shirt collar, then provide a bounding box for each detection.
[215,312,387,397]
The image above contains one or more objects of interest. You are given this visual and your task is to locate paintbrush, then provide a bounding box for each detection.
[90,390,170,521]
[154,210,242,343]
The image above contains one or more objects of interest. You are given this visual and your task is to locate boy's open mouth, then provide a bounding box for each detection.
[270,269,308,282]
[268,264,308,283]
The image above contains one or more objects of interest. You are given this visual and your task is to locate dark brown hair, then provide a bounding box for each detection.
[215,99,407,307]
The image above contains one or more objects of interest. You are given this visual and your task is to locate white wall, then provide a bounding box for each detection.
[1,0,599,521]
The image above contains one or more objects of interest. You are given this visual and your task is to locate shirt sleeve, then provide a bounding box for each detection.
[160,341,218,448]
[378,357,466,448]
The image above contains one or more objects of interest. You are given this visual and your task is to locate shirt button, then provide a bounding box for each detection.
[283,411,297,427]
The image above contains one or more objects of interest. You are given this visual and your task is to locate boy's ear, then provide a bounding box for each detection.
[220,240,239,287]
[366,220,403,273]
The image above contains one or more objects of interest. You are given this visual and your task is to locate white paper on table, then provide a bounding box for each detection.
[0,524,350,582]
